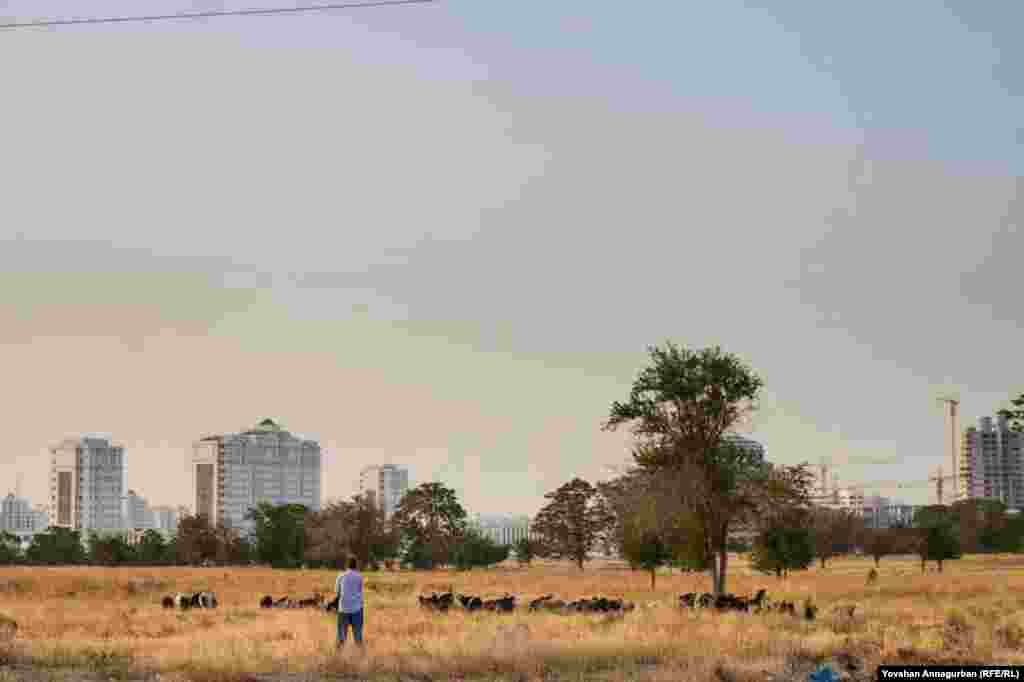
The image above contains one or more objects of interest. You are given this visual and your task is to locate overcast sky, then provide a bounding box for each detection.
[1,1,1022,516]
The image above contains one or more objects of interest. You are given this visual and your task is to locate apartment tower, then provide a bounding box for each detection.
[191,418,321,533]
[122,489,154,530]
[359,464,409,518]
[48,436,125,533]
[961,415,1024,510]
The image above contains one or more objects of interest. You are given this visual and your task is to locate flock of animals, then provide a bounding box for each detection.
[160,592,218,610]
[157,587,831,622]
[678,589,820,620]
[417,591,639,614]
[258,593,340,611]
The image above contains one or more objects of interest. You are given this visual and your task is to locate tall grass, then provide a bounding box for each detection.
[0,556,1022,679]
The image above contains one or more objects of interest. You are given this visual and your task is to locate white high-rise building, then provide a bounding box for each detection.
[359,464,409,518]
[151,506,179,536]
[192,418,321,534]
[49,436,125,533]
[122,490,154,530]
[0,494,49,545]
[961,415,1024,510]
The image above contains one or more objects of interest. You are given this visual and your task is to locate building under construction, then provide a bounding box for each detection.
[961,415,1024,511]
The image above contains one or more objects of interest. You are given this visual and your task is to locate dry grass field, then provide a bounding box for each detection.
[2,554,1024,681]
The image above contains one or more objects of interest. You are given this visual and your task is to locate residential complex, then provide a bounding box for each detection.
[122,489,154,531]
[359,464,409,518]
[151,505,180,535]
[0,493,49,543]
[191,418,321,533]
[48,436,125,533]
[961,415,1024,510]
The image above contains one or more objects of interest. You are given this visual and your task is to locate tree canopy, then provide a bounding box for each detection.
[603,342,767,597]
[391,482,467,570]
[532,477,614,570]
[751,523,814,578]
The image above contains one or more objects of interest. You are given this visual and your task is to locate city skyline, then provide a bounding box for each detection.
[2,2,1022,517]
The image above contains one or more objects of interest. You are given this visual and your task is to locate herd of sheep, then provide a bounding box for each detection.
[160,592,218,610]
[417,591,638,614]
[157,588,828,621]
[678,589,821,620]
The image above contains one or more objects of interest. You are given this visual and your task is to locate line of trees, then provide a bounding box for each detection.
[0,485,515,570]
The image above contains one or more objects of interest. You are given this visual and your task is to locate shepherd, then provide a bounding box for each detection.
[335,557,364,652]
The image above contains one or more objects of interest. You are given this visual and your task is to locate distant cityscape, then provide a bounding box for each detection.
[3,411,1021,548]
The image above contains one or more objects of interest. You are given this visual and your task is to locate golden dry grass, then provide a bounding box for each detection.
[1,554,1023,681]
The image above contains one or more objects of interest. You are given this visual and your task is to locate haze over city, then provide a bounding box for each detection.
[1,1,1022,517]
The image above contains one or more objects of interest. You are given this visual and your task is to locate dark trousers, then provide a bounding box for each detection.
[337,609,364,646]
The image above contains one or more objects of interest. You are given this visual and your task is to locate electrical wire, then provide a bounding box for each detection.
[0,0,436,30]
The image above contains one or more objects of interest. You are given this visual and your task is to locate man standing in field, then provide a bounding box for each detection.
[335,557,364,652]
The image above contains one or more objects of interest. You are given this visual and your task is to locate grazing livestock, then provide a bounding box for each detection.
[258,595,322,609]
[678,590,775,614]
[174,593,191,610]
[804,600,818,621]
[457,594,484,611]
[528,594,554,611]
[323,595,339,612]
[197,592,218,609]
[297,593,322,608]
[161,596,175,609]
[536,598,566,612]
[418,592,454,612]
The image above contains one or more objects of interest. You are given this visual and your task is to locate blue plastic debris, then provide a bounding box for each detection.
[809,665,840,682]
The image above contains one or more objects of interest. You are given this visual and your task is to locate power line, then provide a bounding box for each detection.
[0,0,436,30]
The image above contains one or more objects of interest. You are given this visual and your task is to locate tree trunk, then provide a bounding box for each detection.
[920,558,926,573]
[874,556,880,568]
[650,568,656,590]
[938,560,943,573]
[820,556,827,569]
[577,557,584,571]
[713,549,727,596]
[776,567,782,579]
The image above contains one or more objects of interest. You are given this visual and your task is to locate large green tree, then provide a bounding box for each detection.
[949,499,1010,553]
[391,482,467,570]
[135,530,169,565]
[751,523,814,578]
[175,513,221,565]
[920,523,961,573]
[0,531,22,565]
[451,528,510,570]
[87,532,136,566]
[621,524,672,589]
[25,527,87,565]
[603,342,767,597]
[246,502,308,568]
[532,477,614,570]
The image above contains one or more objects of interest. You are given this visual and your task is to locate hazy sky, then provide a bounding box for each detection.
[1,1,1022,516]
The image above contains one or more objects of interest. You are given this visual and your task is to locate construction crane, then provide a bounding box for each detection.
[850,467,957,504]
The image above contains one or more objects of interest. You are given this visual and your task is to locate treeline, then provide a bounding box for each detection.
[527,342,1024,596]
[0,487,511,570]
